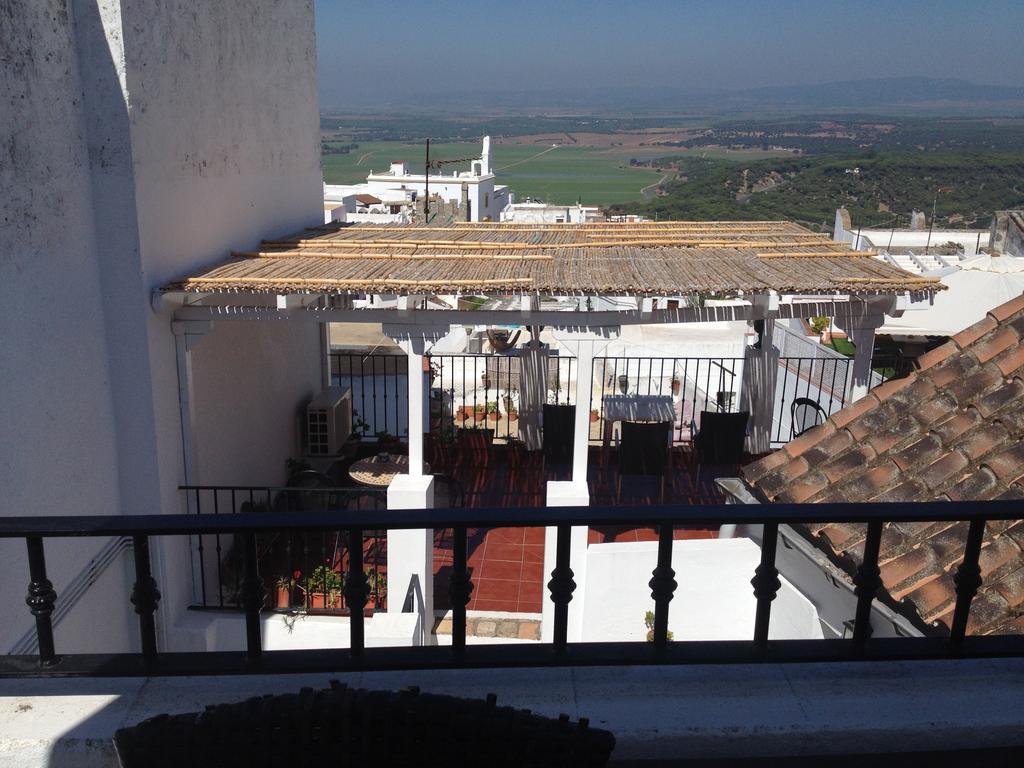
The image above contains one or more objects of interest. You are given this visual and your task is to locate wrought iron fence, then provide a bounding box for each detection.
[773,356,852,446]
[330,352,409,441]
[2,498,1022,677]
[591,357,742,444]
[428,353,576,442]
[181,485,388,614]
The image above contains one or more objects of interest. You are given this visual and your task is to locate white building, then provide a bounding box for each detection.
[500,200,603,224]
[324,136,510,223]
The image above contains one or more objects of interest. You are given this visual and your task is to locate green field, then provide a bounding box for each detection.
[322,140,789,206]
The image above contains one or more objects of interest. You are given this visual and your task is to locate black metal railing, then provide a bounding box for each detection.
[2,499,1022,677]
[428,353,575,442]
[773,356,852,445]
[330,352,409,440]
[182,485,388,614]
[591,357,742,444]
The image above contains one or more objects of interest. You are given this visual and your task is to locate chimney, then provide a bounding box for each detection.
[480,135,491,175]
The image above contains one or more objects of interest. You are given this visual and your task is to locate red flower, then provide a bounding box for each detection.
[293,570,302,581]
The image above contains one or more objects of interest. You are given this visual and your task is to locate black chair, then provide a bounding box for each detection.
[790,397,827,438]
[616,421,672,501]
[693,411,749,465]
[542,404,576,477]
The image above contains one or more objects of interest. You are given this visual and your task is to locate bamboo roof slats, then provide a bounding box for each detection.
[166,221,942,296]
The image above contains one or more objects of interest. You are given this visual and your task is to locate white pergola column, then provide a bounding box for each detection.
[381,320,449,645]
[847,314,885,403]
[739,317,779,455]
[571,342,596,483]
[386,475,435,645]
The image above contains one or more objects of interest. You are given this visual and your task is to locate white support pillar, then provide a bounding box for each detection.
[847,314,885,403]
[571,342,596,484]
[540,481,589,644]
[739,306,778,455]
[403,342,425,477]
[386,475,435,645]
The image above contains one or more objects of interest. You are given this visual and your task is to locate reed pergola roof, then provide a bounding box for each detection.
[165,221,943,296]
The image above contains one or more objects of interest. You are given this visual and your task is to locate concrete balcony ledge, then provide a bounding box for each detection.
[2,657,1023,766]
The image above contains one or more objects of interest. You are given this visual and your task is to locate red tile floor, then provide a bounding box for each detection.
[429,445,735,613]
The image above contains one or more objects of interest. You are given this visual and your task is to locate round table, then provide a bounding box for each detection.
[348,454,429,487]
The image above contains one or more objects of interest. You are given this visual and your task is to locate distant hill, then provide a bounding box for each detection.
[718,77,1024,110]
[323,77,1024,115]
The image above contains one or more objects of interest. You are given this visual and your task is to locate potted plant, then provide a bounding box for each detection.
[670,378,681,397]
[590,408,600,423]
[473,404,486,423]
[273,572,299,609]
[501,387,517,416]
[365,567,387,610]
[300,565,343,610]
[487,401,501,422]
[644,610,674,642]
[455,405,469,422]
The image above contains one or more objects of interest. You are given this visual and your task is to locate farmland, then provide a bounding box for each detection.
[322,138,786,206]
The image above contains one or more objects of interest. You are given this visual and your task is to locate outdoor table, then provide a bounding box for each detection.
[601,394,676,450]
[348,454,430,487]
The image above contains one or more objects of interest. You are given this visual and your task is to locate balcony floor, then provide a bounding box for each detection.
[431,446,733,613]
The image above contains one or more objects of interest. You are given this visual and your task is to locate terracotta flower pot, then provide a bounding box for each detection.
[590,410,600,423]
[508,411,518,422]
[474,411,486,422]
[308,592,342,610]
[275,586,291,609]
[488,412,501,422]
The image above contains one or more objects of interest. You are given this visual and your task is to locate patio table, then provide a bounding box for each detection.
[601,394,676,450]
[348,454,430,487]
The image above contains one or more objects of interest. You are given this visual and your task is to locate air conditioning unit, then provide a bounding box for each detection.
[305,387,352,456]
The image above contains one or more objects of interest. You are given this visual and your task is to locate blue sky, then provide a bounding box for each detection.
[314,0,1024,108]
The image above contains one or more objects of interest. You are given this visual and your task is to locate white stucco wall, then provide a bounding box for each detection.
[190,321,323,488]
[581,539,823,642]
[1,1,323,655]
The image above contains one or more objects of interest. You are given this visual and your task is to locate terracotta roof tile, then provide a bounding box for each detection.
[945,365,1004,406]
[988,294,1024,322]
[742,293,1024,636]
[742,447,791,483]
[912,391,959,427]
[775,473,828,504]
[829,394,880,429]
[950,315,997,349]
[913,342,956,372]
[815,522,866,553]
[972,376,1024,417]
[970,326,1020,364]
[781,420,836,459]
[931,411,981,445]
[990,565,1024,610]
[880,548,941,598]
[978,535,1023,580]
[995,344,1024,377]
[943,467,1001,501]
[984,443,1024,484]
[958,424,1011,461]
[818,445,876,484]
[873,479,927,502]
[861,462,902,499]
[902,576,955,620]
[802,429,855,465]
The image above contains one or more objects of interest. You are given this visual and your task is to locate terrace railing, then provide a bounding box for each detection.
[429,353,576,442]
[330,352,409,441]
[2,499,1022,677]
[181,485,388,614]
